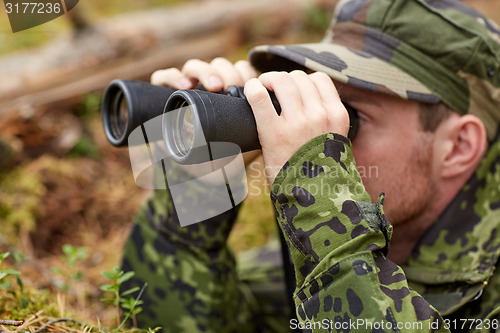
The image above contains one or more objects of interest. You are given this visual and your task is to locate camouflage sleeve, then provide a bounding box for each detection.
[120,172,257,332]
[271,133,449,332]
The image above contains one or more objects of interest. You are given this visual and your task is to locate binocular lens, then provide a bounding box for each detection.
[110,91,129,140]
[164,87,265,164]
[172,101,196,157]
[102,80,178,147]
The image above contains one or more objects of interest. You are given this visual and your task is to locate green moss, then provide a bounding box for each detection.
[0,165,45,245]
[68,136,101,159]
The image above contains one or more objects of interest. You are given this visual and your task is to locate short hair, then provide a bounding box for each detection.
[418,102,454,133]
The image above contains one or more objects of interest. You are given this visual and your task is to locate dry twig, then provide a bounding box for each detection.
[0,320,23,327]
[33,318,81,333]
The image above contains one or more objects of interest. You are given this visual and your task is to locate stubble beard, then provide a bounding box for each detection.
[385,132,436,232]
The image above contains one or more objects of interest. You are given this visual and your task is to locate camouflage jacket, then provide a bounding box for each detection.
[121,132,500,332]
[272,133,500,332]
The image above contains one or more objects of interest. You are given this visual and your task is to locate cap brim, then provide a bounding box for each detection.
[249,43,441,104]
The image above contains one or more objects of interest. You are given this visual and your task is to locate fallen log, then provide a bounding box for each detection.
[0,0,325,121]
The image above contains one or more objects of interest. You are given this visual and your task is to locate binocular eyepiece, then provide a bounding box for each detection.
[101,79,359,164]
[102,80,176,147]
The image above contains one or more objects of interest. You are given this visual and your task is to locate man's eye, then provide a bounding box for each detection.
[343,102,360,141]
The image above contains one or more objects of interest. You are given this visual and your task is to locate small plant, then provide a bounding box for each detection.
[0,252,21,289]
[146,327,162,333]
[68,136,101,159]
[100,267,144,328]
[119,297,144,328]
[74,93,101,119]
[0,251,30,312]
[52,244,88,292]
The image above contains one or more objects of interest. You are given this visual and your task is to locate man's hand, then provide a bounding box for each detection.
[244,71,350,185]
[151,57,258,91]
[151,58,261,169]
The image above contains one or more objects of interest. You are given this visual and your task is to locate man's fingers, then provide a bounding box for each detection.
[182,59,224,91]
[258,72,303,119]
[210,57,245,88]
[234,60,259,82]
[310,72,350,136]
[151,58,258,92]
[289,70,324,116]
[150,68,193,89]
[244,78,279,134]
[309,72,340,106]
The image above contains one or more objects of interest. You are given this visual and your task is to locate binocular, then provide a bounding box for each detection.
[101,79,359,164]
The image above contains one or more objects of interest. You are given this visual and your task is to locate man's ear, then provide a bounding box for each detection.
[439,114,487,179]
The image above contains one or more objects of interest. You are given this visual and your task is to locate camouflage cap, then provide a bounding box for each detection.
[249,0,500,140]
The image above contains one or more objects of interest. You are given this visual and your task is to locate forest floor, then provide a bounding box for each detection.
[0,0,330,331]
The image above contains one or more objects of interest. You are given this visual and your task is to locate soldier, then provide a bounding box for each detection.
[121,0,500,331]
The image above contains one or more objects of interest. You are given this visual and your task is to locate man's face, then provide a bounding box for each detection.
[336,83,438,227]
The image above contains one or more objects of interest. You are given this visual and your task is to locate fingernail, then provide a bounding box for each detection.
[209,75,223,89]
[180,78,192,89]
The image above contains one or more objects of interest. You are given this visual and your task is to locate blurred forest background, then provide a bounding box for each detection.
[0,0,499,331]
[0,0,333,330]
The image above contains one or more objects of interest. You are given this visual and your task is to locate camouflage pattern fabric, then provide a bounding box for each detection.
[120,170,291,332]
[270,132,500,332]
[121,130,500,332]
[250,0,500,141]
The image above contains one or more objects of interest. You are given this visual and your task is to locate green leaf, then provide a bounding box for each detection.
[75,248,88,260]
[120,299,132,310]
[120,297,143,312]
[100,297,114,304]
[0,272,8,280]
[101,270,117,280]
[61,245,88,267]
[62,244,76,256]
[100,283,119,292]
[68,137,100,160]
[146,327,162,333]
[3,269,21,275]
[20,297,29,308]
[100,283,112,291]
[12,250,24,263]
[121,286,140,296]
[16,276,23,291]
[117,271,135,284]
[0,282,12,289]
[51,267,64,275]
[73,271,84,280]
[59,284,70,292]
[0,252,10,261]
